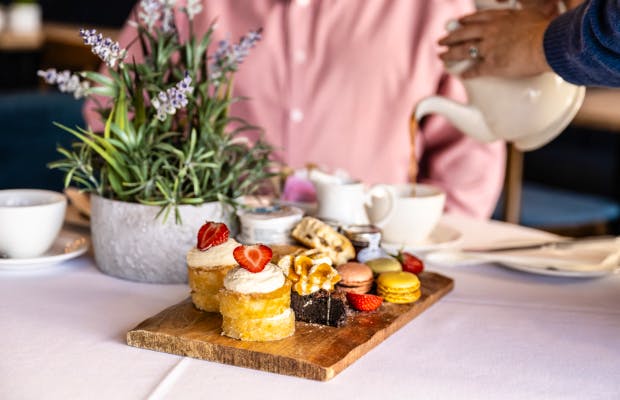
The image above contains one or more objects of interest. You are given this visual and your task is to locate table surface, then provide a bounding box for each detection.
[2,214,619,400]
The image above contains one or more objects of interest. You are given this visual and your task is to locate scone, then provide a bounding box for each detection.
[187,221,239,312]
[291,217,355,265]
[219,244,295,341]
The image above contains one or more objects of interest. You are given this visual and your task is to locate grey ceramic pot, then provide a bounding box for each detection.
[90,195,237,284]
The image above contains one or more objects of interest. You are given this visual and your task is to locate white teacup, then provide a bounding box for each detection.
[0,189,67,258]
[314,181,395,226]
[366,184,445,245]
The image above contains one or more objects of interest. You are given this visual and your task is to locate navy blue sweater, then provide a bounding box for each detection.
[544,0,620,86]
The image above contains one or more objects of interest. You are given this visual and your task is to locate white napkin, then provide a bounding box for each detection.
[427,237,620,273]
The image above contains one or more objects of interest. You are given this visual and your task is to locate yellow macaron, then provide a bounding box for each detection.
[366,257,402,275]
[376,271,421,304]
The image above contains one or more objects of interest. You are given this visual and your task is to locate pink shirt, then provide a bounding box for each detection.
[91,0,506,219]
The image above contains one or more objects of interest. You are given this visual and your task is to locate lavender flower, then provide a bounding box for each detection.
[183,0,203,20]
[37,68,90,99]
[210,29,262,83]
[151,73,193,121]
[161,5,175,33]
[79,28,126,69]
[138,0,175,33]
[138,0,161,31]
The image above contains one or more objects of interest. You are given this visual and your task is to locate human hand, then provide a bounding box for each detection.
[438,8,553,79]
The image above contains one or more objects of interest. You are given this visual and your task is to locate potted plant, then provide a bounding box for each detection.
[38,1,274,283]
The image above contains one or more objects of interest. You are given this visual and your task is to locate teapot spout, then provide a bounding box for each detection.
[415,96,496,143]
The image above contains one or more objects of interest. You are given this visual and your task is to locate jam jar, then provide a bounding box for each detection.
[342,224,389,263]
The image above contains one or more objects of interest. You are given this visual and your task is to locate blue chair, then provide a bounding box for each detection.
[0,91,84,191]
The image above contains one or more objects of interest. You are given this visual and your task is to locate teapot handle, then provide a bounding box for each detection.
[365,185,395,228]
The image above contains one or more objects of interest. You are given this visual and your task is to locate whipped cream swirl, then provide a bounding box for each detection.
[224,263,285,294]
[186,238,240,269]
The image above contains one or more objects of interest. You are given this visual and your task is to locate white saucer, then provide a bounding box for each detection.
[381,224,463,253]
[0,231,88,271]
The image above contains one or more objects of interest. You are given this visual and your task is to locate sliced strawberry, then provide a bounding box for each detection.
[233,244,273,273]
[397,251,424,275]
[346,292,383,312]
[196,221,229,251]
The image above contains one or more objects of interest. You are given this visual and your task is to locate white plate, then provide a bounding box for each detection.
[0,231,88,271]
[381,224,463,253]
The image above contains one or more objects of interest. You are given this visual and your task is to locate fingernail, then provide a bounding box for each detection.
[445,19,460,32]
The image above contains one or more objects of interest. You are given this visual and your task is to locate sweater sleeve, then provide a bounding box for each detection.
[543,0,620,87]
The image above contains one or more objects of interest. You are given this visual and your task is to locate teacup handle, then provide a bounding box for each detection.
[365,185,395,228]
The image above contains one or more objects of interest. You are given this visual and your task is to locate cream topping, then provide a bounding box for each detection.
[262,308,293,322]
[186,238,240,269]
[223,263,285,294]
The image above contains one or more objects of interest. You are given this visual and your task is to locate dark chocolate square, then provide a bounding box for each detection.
[290,289,348,327]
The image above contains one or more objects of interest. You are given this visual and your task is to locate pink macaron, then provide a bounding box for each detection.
[336,262,374,294]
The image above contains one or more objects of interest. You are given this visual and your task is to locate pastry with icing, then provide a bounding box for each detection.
[187,221,238,312]
[219,244,295,341]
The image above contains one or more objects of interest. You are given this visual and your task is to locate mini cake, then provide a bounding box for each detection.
[376,271,421,304]
[278,252,347,327]
[187,221,239,312]
[336,262,374,294]
[219,244,295,341]
[291,216,355,265]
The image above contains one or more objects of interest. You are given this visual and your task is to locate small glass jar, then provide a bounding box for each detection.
[237,204,303,244]
[342,224,388,263]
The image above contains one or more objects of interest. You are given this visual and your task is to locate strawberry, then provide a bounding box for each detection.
[196,221,229,251]
[346,292,383,312]
[233,244,273,273]
[396,251,424,275]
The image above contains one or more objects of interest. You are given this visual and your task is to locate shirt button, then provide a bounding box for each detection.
[290,108,304,122]
[294,50,307,64]
[296,0,310,7]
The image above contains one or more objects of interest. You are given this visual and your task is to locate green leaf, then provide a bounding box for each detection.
[81,71,115,87]
[86,86,117,97]
[54,122,130,182]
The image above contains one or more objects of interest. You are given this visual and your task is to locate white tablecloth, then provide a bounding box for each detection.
[2,215,619,400]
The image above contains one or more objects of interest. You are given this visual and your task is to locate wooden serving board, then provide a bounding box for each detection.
[127,271,453,381]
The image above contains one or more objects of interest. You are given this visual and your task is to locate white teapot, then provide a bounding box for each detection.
[415,70,585,151]
[416,5,585,151]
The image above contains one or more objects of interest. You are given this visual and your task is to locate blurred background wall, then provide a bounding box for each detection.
[0,0,133,89]
[0,0,618,235]
[0,0,134,191]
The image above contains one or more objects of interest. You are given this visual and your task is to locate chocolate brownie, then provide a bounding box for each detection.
[290,289,348,327]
